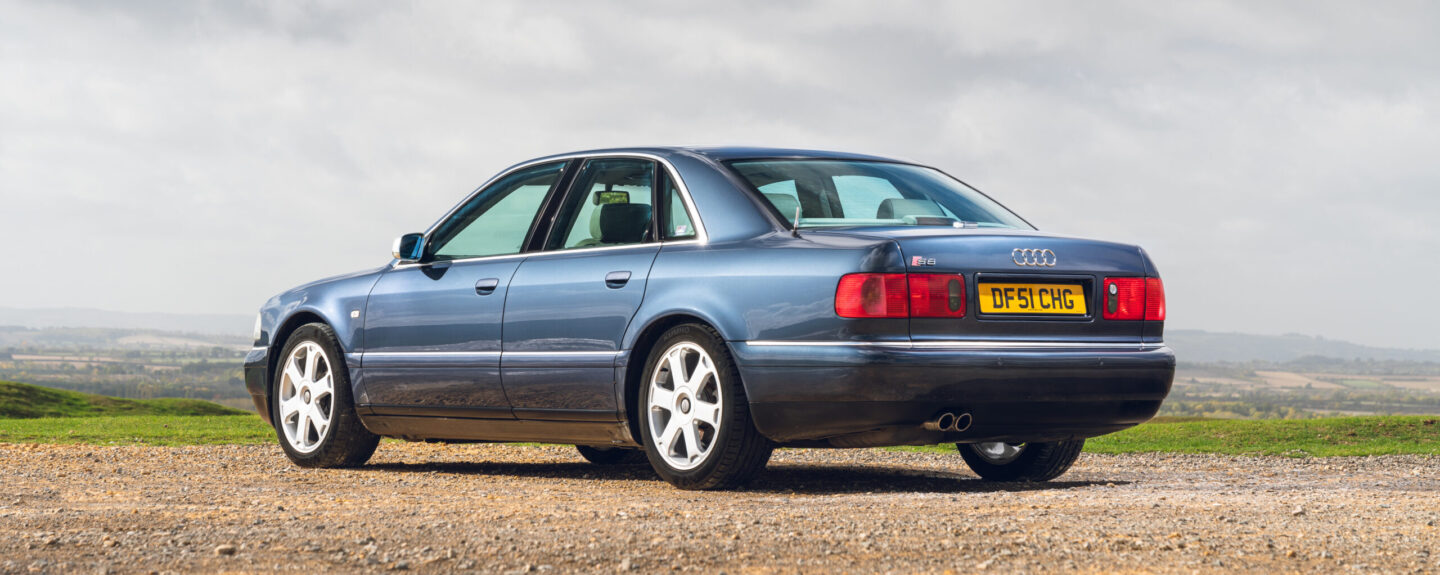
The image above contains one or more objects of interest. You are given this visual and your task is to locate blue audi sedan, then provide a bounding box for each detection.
[244,147,1174,490]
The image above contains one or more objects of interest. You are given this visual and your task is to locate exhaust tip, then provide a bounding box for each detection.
[923,412,956,432]
[953,412,973,433]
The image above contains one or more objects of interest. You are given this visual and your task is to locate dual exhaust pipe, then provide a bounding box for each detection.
[923,411,973,433]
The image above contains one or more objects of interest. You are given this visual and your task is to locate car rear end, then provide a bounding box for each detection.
[720,156,1174,447]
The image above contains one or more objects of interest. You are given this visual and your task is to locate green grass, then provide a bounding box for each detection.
[1337,378,1387,389]
[0,414,273,445]
[902,415,1440,457]
[0,380,246,418]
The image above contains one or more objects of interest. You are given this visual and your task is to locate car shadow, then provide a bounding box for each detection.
[358,460,1121,494]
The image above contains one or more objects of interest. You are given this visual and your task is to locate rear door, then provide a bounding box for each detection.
[500,157,662,421]
[359,160,569,416]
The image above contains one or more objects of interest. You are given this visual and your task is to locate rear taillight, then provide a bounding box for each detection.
[835,274,908,318]
[908,274,966,318]
[836,273,966,319]
[1102,277,1165,321]
[1145,277,1166,321]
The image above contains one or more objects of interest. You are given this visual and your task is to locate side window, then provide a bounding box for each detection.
[429,161,566,260]
[549,158,655,249]
[834,175,903,219]
[660,174,697,240]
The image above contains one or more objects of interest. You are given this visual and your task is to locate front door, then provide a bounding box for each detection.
[501,157,661,420]
[358,160,570,417]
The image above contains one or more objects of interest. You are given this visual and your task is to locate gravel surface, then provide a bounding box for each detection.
[1,442,1437,574]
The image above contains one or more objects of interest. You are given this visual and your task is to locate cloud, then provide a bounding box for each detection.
[0,0,1436,348]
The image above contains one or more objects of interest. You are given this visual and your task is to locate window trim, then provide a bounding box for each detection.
[541,156,661,252]
[394,152,707,269]
[424,159,574,262]
[658,168,699,241]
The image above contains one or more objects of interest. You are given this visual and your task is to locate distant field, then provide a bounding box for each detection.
[2,411,1437,457]
[0,380,247,418]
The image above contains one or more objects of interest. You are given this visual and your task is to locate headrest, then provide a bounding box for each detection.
[764,193,801,222]
[876,198,944,220]
[599,203,652,244]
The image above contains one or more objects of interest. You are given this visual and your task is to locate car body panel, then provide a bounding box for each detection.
[500,245,661,419]
[357,258,523,415]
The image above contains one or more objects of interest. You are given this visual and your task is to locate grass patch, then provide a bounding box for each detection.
[1337,379,1386,389]
[899,415,1440,457]
[0,415,273,446]
[0,380,247,418]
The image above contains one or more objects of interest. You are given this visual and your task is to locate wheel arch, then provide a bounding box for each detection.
[265,310,332,413]
[620,312,742,446]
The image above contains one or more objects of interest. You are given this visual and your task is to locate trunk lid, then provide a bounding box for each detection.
[810,227,1156,344]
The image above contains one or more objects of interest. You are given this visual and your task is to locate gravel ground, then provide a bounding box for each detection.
[1,442,1437,574]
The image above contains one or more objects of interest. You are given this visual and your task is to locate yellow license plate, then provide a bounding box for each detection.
[978,283,1087,315]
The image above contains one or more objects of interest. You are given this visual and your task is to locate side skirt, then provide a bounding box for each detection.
[360,414,638,446]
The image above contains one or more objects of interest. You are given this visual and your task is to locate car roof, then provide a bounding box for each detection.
[526,146,918,166]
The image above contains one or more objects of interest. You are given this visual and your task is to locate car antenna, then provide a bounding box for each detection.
[791,206,802,237]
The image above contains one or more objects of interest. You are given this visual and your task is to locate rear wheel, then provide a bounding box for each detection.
[272,323,379,468]
[575,445,647,465]
[638,324,772,490]
[957,440,1084,482]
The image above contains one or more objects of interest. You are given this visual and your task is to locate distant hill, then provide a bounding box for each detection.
[0,307,251,337]
[0,381,247,419]
[0,326,248,350]
[1168,330,1440,363]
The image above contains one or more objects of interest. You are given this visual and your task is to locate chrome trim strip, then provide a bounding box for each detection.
[742,340,1166,350]
[363,351,502,358]
[361,351,619,358]
[249,346,269,354]
[503,351,620,357]
[393,151,709,271]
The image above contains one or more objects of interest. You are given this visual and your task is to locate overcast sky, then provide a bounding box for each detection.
[1,1,1437,349]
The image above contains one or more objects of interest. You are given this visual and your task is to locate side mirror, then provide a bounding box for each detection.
[392,233,426,263]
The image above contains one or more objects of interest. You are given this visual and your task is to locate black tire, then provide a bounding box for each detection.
[957,440,1085,482]
[638,324,773,490]
[575,445,647,465]
[271,323,380,468]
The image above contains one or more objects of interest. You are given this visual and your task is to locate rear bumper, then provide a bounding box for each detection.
[730,341,1174,444]
[243,346,272,425]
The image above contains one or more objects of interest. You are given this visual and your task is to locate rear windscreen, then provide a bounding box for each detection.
[726,160,1032,230]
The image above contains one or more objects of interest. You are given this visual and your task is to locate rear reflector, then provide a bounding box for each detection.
[908,274,966,318]
[835,274,909,318]
[1102,277,1165,321]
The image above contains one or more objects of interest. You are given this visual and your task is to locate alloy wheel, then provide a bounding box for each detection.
[277,341,335,453]
[646,342,723,470]
[972,442,1026,465]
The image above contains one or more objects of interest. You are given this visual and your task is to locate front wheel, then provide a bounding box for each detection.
[638,324,772,490]
[272,323,379,468]
[957,440,1085,482]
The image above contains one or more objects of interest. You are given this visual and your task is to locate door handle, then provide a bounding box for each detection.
[604,271,632,289]
[475,277,500,295]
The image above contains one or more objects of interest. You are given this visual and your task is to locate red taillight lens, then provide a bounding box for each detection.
[908,274,966,318]
[1144,277,1166,321]
[836,273,909,318]
[1102,277,1165,321]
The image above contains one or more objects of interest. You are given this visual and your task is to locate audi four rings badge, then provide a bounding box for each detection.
[1012,248,1057,267]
